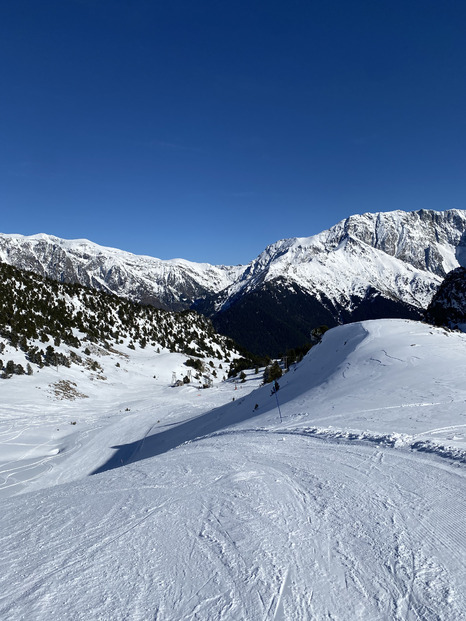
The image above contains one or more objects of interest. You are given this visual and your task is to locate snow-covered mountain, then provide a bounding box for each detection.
[196,208,466,354]
[2,209,466,354]
[0,233,244,311]
[213,209,466,309]
[4,216,466,618]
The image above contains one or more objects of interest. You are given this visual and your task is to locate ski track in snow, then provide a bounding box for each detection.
[1,319,466,619]
[1,433,464,620]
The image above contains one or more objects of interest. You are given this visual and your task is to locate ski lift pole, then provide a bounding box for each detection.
[274,389,283,423]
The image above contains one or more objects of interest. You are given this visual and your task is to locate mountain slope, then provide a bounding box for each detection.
[425,266,466,329]
[197,209,466,354]
[0,233,244,310]
[1,319,465,619]
[0,261,242,382]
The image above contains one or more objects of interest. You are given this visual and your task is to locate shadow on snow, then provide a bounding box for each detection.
[91,390,274,476]
[92,323,369,476]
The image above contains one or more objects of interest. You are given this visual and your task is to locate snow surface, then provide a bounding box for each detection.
[1,319,466,619]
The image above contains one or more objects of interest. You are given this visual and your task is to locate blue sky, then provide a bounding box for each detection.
[1,1,465,265]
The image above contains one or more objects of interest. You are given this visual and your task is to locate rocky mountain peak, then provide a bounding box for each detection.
[324,209,466,276]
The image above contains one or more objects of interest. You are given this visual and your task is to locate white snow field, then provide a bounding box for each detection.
[1,319,465,620]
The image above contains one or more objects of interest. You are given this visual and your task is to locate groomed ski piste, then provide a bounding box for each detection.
[1,319,465,620]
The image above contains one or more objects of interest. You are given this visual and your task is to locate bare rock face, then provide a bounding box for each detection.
[425,267,466,328]
[327,209,466,276]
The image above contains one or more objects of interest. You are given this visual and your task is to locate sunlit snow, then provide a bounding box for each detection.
[1,319,465,619]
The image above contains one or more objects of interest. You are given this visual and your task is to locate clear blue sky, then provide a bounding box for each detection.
[1,1,465,265]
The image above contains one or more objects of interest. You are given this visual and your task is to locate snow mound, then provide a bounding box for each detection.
[215,319,466,459]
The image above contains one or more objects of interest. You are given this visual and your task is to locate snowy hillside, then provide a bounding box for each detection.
[0,233,244,310]
[218,209,466,308]
[1,319,465,619]
[0,261,244,383]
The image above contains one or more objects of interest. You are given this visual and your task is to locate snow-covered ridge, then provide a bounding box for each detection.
[0,232,245,310]
[2,209,466,322]
[213,208,466,312]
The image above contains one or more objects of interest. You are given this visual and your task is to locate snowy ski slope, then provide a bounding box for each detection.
[1,319,465,619]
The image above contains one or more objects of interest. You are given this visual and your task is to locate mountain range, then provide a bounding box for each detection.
[0,232,243,311]
[2,208,466,355]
